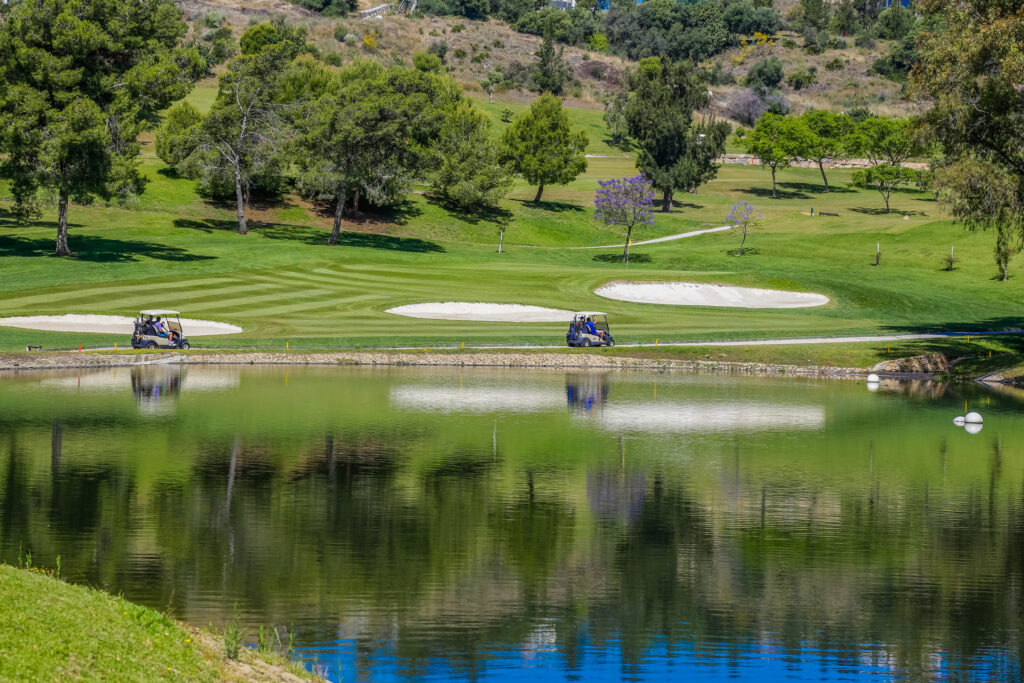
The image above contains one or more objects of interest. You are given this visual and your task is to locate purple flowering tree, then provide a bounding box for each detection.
[726,200,762,256]
[594,174,655,263]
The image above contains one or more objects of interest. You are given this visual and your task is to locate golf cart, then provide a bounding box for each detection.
[567,312,615,348]
[131,310,191,350]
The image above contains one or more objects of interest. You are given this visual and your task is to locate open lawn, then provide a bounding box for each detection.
[0,97,1021,355]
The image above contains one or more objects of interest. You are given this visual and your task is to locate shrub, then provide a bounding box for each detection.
[854,33,875,49]
[501,108,513,122]
[782,38,797,49]
[454,48,467,59]
[492,39,504,48]
[786,68,817,90]
[451,23,465,32]
[875,6,915,40]
[324,52,343,66]
[825,57,844,72]
[333,24,347,42]
[363,30,378,50]
[727,88,789,126]
[427,39,448,61]
[588,32,608,52]
[745,57,783,93]
[471,51,489,63]
[413,51,443,71]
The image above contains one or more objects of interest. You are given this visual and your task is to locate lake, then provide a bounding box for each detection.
[0,366,1021,681]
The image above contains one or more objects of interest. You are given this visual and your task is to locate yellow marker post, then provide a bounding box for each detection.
[967,335,970,343]
[462,342,464,350]
[655,339,659,346]
[286,341,290,350]
[114,342,117,351]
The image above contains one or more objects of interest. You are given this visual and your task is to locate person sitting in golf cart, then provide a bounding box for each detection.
[586,317,606,340]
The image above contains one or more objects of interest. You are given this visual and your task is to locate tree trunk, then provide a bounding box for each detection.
[623,226,632,263]
[738,230,747,256]
[498,226,504,254]
[233,172,248,235]
[328,188,347,246]
[1002,263,1009,281]
[353,189,361,218]
[55,189,70,256]
[771,165,777,199]
[883,191,890,214]
[534,184,544,203]
[488,89,493,103]
[661,189,672,212]
[818,160,830,192]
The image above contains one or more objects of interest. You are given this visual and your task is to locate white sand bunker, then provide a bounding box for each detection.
[0,314,242,336]
[387,302,572,322]
[595,281,829,309]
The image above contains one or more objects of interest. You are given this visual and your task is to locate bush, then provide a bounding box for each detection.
[451,23,465,32]
[324,52,343,66]
[727,88,790,126]
[588,32,608,52]
[501,108,513,122]
[782,38,797,49]
[363,30,378,50]
[745,57,783,93]
[333,24,347,42]
[724,1,780,36]
[413,51,443,71]
[492,39,504,48]
[453,48,467,59]
[825,57,844,72]
[854,33,875,49]
[471,51,490,63]
[875,6,915,40]
[786,68,817,90]
[427,39,448,61]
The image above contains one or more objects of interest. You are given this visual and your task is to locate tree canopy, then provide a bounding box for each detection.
[0,0,201,255]
[500,94,588,203]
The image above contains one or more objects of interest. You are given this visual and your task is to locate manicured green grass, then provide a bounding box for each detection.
[0,96,1022,355]
[0,564,314,681]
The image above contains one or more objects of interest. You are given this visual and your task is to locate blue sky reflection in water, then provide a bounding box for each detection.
[0,366,1021,682]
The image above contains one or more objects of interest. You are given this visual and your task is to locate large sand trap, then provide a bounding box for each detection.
[387,302,572,322]
[0,314,242,336]
[595,281,829,309]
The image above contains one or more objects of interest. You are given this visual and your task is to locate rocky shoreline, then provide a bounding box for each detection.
[0,349,867,378]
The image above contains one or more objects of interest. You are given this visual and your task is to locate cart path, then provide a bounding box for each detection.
[457,329,1024,350]
[567,225,731,249]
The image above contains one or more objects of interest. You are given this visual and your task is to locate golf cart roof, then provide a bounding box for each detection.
[140,309,180,316]
[573,311,606,317]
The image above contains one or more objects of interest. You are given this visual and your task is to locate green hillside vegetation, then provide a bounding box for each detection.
[0,564,317,681]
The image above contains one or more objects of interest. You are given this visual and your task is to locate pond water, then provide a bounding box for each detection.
[1,366,1022,681]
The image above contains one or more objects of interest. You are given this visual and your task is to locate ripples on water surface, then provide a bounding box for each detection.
[0,367,1021,681]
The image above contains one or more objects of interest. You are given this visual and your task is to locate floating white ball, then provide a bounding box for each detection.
[953,416,966,426]
[867,373,880,383]
[866,381,879,392]
[964,412,983,424]
[965,422,984,435]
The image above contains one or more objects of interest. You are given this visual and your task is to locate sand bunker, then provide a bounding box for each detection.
[595,282,829,309]
[0,314,242,336]
[386,302,572,322]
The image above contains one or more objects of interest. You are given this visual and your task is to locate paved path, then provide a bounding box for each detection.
[569,225,731,250]
[462,329,1024,350]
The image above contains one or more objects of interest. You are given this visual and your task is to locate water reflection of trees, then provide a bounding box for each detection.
[0,423,1022,679]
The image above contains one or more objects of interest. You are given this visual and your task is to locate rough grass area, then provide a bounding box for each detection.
[0,564,317,682]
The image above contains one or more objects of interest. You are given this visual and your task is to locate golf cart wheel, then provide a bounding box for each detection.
[581,339,591,348]
[606,339,615,347]
[179,341,190,350]
[145,341,157,349]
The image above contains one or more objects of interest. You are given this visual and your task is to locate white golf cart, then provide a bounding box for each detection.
[131,310,191,350]
[566,312,615,347]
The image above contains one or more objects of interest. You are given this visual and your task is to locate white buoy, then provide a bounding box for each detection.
[866,381,879,392]
[964,411,983,424]
[867,373,880,383]
[953,416,966,426]
[965,422,983,435]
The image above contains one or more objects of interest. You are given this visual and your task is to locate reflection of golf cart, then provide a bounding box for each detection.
[567,312,615,347]
[131,309,191,350]
[565,372,610,412]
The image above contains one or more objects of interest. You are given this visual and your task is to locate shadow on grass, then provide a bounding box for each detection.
[307,198,423,227]
[849,207,926,216]
[735,186,812,200]
[671,199,704,210]
[603,137,635,153]
[173,218,239,233]
[593,253,652,264]
[0,233,215,262]
[423,194,513,226]
[723,247,762,256]
[510,198,585,213]
[253,223,445,253]
[881,317,1024,336]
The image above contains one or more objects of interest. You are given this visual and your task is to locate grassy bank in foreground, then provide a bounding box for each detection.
[0,564,317,682]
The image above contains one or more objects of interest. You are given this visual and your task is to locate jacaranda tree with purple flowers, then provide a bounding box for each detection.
[594,174,655,263]
[726,200,762,256]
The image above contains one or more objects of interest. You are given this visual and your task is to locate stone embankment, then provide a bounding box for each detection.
[717,154,930,171]
[0,350,863,378]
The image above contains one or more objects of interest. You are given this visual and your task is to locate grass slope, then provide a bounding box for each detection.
[0,564,314,682]
[0,94,1021,354]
